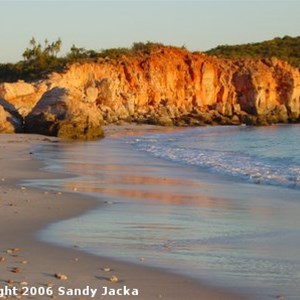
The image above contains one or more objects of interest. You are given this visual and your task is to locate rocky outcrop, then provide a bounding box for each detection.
[0,81,44,117]
[1,45,300,137]
[38,47,300,126]
[0,98,23,133]
[25,87,103,140]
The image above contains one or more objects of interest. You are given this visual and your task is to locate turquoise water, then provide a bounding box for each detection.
[29,125,300,299]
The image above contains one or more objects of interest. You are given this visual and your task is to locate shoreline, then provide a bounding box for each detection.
[0,128,246,300]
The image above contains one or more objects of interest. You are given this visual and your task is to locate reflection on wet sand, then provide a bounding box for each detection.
[60,160,231,207]
[64,169,206,187]
[75,186,226,206]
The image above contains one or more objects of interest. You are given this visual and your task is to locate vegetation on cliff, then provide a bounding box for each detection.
[0,39,164,82]
[0,38,66,82]
[205,36,300,68]
[2,35,300,82]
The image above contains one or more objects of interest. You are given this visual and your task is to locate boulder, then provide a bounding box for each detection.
[230,114,241,125]
[25,87,104,140]
[241,114,257,126]
[274,105,289,123]
[0,81,35,101]
[287,97,300,120]
[215,102,233,116]
[0,81,40,117]
[0,98,23,133]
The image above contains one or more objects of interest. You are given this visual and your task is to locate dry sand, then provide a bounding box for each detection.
[0,128,246,300]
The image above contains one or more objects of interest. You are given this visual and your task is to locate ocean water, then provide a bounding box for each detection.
[132,125,300,189]
[28,125,300,299]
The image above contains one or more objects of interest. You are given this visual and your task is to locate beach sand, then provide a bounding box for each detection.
[0,127,246,300]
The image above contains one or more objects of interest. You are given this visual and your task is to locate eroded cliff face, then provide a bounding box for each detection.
[1,46,300,136]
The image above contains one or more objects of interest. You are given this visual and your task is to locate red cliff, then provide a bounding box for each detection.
[1,46,300,137]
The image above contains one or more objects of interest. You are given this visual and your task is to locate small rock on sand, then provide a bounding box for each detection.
[11,267,21,273]
[109,275,119,283]
[6,248,20,254]
[103,267,111,272]
[6,279,14,284]
[55,273,68,280]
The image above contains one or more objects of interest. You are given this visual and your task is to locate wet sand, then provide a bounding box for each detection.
[0,127,246,299]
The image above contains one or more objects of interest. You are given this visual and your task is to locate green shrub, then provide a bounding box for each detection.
[206,36,300,68]
[0,40,169,82]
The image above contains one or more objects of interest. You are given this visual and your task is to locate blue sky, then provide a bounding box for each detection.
[0,1,299,62]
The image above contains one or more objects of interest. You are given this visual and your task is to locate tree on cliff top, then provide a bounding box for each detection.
[22,37,62,67]
[0,38,65,82]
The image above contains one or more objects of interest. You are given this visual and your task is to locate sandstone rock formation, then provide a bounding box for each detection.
[0,98,23,133]
[38,47,300,126]
[25,87,103,140]
[1,45,300,138]
[0,81,44,117]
